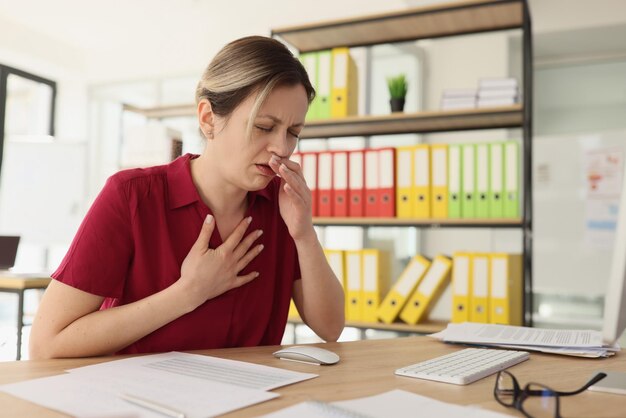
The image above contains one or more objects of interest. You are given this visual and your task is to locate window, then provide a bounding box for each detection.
[0,64,56,176]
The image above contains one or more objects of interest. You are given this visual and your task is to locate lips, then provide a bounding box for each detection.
[255,163,275,177]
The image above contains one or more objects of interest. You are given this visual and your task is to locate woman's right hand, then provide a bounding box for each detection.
[178,214,263,309]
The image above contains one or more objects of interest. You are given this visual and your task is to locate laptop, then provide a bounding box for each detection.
[0,236,20,270]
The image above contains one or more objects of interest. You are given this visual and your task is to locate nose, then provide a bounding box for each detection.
[267,129,294,158]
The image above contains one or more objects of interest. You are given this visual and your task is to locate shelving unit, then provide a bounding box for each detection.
[312,217,521,228]
[273,0,533,335]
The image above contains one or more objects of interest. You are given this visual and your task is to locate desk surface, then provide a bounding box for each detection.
[0,272,51,290]
[1,337,624,418]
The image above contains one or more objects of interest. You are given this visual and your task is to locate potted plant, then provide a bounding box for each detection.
[387,74,408,112]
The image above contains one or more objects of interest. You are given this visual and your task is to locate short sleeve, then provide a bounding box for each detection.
[52,175,134,298]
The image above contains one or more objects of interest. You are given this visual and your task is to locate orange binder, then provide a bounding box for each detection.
[332,151,349,217]
[364,148,379,217]
[317,151,333,217]
[348,149,365,217]
[378,147,396,217]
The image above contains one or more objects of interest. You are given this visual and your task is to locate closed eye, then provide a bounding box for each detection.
[255,125,273,133]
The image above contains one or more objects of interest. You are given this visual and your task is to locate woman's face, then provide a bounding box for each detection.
[209,83,308,191]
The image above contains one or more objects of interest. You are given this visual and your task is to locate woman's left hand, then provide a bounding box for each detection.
[268,155,314,241]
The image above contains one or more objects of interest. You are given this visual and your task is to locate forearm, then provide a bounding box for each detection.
[294,230,345,341]
[36,281,194,358]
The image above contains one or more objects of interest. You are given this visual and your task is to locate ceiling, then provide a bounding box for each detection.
[1,0,626,82]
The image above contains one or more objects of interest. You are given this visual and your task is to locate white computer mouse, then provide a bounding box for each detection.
[272,345,340,365]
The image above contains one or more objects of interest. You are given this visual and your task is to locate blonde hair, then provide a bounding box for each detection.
[196,36,315,139]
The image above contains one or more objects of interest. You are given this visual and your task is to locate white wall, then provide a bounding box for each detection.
[0,14,89,270]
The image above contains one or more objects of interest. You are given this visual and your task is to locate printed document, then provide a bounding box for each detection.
[67,351,317,390]
[1,352,318,418]
[430,322,619,358]
[260,389,513,418]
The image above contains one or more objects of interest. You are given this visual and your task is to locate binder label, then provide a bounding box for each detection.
[417,261,447,296]
[473,257,488,297]
[333,53,348,89]
[363,254,377,291]
[398,151,411,188]
[453,256,469,296]
[432,148,447,186]
[491,258,507,298]
[396,260,427,297]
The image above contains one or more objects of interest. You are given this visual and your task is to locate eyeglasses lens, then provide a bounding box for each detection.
[521,383,558,418]
[495,372,516,406]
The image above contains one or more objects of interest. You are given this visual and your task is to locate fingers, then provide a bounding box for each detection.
[236,243,264,273]
[278,163,311,203]
[233,228,263,260]
[221,216,252,252]
[231,271,260,289]
[191,214,216,253]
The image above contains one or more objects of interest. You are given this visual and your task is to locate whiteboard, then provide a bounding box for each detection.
[0,139,87,246]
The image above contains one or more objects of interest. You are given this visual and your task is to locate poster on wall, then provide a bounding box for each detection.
[584,147,623,249]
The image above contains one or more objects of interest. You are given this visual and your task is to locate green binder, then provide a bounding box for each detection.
[503,141,520,218]
[448,144,463,218]
[299,52,319,121]
[488,143,505,218]
[475,143,490,218]
[461,144,476,219]
[316,50,333,119]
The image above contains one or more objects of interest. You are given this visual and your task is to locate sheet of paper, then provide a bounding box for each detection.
[68,351,317,390]
[1,370,277,418]
[436,323,605,348]
[260,390,513,418]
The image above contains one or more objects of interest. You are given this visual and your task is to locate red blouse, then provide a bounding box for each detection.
[52,154,300,354]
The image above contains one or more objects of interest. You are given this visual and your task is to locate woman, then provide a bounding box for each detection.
[29,36,345,359]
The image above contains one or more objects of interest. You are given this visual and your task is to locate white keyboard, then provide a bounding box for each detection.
[395,347,529,385]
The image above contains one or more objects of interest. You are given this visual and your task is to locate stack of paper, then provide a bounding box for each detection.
[430,322,620,358]
[0,352,318,418]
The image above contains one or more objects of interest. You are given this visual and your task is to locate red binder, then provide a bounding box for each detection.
[348,149,365,217]
[332,151,349,217]
[364,149,379,217]
[378,147,396,217]
[301,152,319,217]
[317,151,333,217]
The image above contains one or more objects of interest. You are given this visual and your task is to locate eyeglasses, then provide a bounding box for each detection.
[493,370,606,418]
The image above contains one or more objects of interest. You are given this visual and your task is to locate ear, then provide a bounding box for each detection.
[197,99,215,139]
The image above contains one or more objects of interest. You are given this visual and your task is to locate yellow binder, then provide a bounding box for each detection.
[395,146,414,218]
[330,47,358,118]
[469,253,490,323]
[288,299,299,319]
[361,249,390,322]
[345,250,363,321]
[399,254,452,325]
[377,255,430,324]
[489,253,523,325]
[451,252,472,323]
[431,144,448,218]
[413,144,431,218]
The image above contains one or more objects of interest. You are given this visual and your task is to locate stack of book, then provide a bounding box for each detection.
[440,88,477,110]
[477,77,520,108]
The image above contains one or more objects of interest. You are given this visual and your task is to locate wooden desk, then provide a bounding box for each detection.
[0,273,51,360]
[0,337,624,418]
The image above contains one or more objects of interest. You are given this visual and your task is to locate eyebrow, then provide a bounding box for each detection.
[257,114,304,128]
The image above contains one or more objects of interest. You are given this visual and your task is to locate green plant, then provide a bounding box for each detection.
[387,74,408,99]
